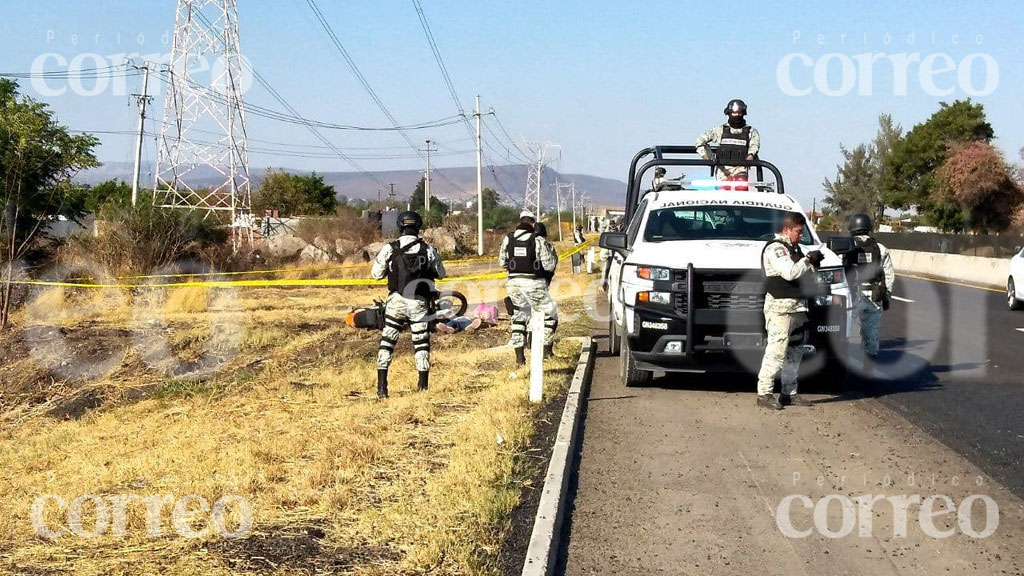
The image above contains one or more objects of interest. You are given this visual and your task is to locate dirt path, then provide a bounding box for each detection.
[559,356,1024,575]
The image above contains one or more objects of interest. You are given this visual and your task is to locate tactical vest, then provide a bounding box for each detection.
[387,239,435,298]
[761,239,805,299]
[854,236,884,299]
[717,125,751,164]
[505,231,542,276]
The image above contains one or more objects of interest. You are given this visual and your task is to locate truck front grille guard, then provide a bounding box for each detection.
[686,263,694,356]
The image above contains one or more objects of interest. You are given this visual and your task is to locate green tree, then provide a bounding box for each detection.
[82,178,131,212]
[478,187,519,230]
[881,100,994,228]
[822,144,876,223]
[252,169,338,216]
[408,177,450,226]
[1,79,100,326]
[871,113,902,193]
[822,114,903,225]
[293,172,338,215]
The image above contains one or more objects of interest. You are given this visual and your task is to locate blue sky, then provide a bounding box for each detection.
[1,0,1021,208]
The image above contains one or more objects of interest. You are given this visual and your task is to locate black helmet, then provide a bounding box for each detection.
[534,222,548,238]
[397,210,423,231]
[848,213,873,235]
[723,99,747,115]
[654,167,666,176]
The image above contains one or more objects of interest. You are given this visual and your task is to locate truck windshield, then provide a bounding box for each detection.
[643,206,815,244]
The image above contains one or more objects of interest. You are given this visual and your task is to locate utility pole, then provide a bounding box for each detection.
[130,63,152,206]
[554,180,563,242]
[571,182,577,232]
[422,139,436,213]
[387,182,397,208]
[475,95,484,256]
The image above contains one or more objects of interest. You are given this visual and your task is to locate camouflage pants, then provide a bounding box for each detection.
[856,297,883,357]
[377,293,431,372]
[756,312,807,396]
[507,276,558,348]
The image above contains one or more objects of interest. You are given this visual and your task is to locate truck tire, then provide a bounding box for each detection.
[1009,278,1023,311]
[608,313,621,356]
[621,333,651,387]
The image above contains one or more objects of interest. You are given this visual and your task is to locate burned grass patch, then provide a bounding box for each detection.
[209,523,402,574]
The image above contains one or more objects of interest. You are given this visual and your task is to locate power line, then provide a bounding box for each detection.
[153,69,466,132]
[486,110,533,163]
[481,118,533,164]
[0,64,137,79]
[410,0,477,142]
[188,9,381,187]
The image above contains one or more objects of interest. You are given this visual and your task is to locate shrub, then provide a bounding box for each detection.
[294,213,379,254]
[66,203,228,276]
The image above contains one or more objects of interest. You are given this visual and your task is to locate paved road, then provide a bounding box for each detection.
[866,276,1024,498]
[559,276,1024,575]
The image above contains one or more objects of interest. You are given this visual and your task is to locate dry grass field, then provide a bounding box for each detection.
[0,251,599,575]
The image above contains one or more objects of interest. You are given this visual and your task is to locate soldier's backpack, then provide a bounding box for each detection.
[387,239,435,298]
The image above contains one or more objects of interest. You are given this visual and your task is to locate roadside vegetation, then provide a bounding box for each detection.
[0,256,597,575]
[822,100,1024,234]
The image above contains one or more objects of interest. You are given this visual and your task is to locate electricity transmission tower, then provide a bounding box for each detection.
[155,0,252,248]
[524,142,550,218]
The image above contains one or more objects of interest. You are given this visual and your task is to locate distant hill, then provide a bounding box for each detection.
[78,162,628,209]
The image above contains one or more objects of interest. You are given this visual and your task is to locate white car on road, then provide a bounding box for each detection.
[1009,245,1024,311]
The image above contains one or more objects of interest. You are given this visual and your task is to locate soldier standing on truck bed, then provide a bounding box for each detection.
[756,211,824,410]
[847,213,895,378]
[695,99,761,180]
[370,211,446,400]
[499,211,559,365]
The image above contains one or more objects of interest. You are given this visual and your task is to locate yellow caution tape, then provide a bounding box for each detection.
[11,238,596,289]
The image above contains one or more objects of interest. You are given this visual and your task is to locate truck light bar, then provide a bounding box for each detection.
[688,179,777,192]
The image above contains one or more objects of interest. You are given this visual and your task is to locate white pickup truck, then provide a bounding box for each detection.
[600,146,853,389]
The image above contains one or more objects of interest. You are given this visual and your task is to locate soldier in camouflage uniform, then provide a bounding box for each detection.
[499,211,559,365]
[756,211,824,410]
[847,213,895,377]
[695,99,761,180]
[370,211,446,399]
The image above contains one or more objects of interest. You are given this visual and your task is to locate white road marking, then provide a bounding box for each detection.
[890,295,914,303]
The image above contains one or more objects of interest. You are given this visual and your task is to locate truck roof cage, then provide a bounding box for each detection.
[624,145,786,223]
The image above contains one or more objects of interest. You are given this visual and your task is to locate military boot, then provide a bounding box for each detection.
[543,343,554,358]
[514,347,526,366]
[417,371,429,392]
[376,369,389,400]
[779,393,814,407]
[757,394,783,410]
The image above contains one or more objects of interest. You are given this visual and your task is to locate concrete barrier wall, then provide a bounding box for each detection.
[890,249,1011,289]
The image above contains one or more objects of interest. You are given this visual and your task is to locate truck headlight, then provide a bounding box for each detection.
[637,291,672,305]
[816,268,844,284]
[637,266,671,281]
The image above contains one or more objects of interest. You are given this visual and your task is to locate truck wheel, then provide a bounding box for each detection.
[1008,278,1023,311]
[608,314,621,356]
[621,333,651,387]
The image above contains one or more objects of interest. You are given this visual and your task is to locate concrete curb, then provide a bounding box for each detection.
[521,336,596,576]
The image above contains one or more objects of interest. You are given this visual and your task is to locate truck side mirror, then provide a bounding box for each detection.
[827,235,854,254]
[599,231,628,253]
